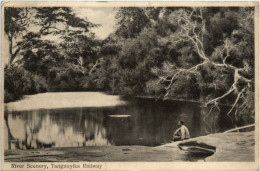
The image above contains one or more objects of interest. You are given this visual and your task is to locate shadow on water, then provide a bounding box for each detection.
[4,94,234,150]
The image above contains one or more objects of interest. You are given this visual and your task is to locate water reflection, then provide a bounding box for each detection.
[5,94,234,150]
[5,108,111,149]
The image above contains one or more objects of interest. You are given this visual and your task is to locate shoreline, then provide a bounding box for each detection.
[4,131,254,162]
[5,91,233,108]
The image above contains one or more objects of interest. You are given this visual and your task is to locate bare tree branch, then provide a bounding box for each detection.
[227,88,246,115]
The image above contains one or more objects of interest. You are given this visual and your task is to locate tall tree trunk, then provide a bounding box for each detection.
[8,35,13,66]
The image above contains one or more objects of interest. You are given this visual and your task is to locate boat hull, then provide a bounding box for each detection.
[178,141,216,155]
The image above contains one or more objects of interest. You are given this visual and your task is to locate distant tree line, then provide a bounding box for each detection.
[4,7,254,126]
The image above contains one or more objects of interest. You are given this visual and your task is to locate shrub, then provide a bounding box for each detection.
[4,65,48,102]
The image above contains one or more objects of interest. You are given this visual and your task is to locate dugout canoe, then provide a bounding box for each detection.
[178,141,216,154]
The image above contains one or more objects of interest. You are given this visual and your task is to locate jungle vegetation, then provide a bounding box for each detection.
[4,7,255,127]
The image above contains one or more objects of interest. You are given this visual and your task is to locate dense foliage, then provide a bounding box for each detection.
[4,7,255,126]
[4,7,100,101]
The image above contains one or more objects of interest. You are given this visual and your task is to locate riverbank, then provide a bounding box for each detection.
[162,130,255,161]
[5,131,254,162]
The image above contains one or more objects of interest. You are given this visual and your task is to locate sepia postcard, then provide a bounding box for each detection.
[1,1,259,170]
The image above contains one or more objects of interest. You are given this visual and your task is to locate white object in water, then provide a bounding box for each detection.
[109,115,131,118]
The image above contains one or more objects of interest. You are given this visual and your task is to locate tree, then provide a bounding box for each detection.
[115,7,150,39]
[57,31,101,77]
[4,7,101,98]
[34,7,95,35]
[151,7,254,126]
[4,7,98,66]
[4,7,30,65]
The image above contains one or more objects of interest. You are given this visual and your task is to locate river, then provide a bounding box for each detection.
[4,92,234,150]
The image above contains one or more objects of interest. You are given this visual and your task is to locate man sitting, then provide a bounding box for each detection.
[173,121,190,142]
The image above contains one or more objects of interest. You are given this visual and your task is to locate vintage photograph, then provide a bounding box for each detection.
[1,1,259,170]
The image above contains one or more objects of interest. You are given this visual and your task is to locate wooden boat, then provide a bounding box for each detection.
[177,124,254,155]
[178,141,216,155]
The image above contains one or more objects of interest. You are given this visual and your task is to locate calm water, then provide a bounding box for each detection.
[4,92,233,150]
